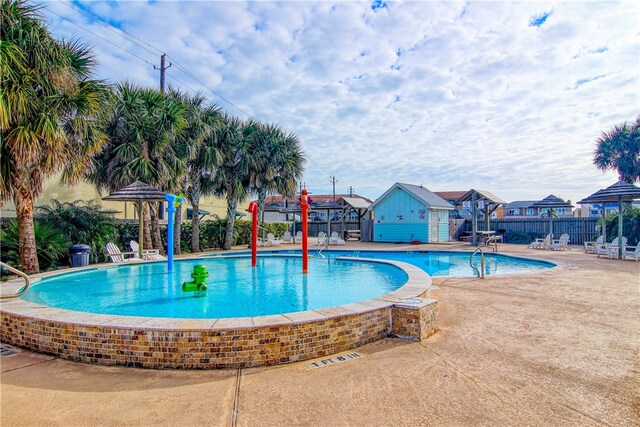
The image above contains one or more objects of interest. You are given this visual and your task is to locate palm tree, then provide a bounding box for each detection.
[168,90,222,253]
[247,123,305,221]
[540,207,559,238]
[209,114,252,250]
[0,0,108,273]
[594,116,640,183]
[87,83,186,252]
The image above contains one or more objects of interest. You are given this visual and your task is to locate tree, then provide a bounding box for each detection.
[0,0,108,273]
[209,114,252,250]
[540,207,559,237]
[594,116,640,183]
[246,123,305,222]
[87,83,186,252]
[167,90,221,253]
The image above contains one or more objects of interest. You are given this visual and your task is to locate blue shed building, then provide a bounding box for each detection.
[370,183,453,243]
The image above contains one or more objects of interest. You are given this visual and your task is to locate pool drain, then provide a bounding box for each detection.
[0,344,18,356]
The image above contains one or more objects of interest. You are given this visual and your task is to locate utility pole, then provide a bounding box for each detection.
[154,53,172,94]
[330,176,337,201]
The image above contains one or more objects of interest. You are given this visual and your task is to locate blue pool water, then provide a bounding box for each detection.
[22,256,407,318]
[209,250,556,277]
[22,250,554,319]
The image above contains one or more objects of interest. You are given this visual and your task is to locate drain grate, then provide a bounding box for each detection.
[0,344,19,356]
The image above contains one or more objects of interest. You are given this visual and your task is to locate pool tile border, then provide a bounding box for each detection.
[0,257,437,369]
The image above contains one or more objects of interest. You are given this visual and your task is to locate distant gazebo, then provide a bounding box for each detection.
[578,181,640,258]
[531,195,574,238]
[455,189,506,245]
[102,181,166,258]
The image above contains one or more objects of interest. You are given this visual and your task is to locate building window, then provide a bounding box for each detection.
[507,208,520,216]
[526,208,535,216]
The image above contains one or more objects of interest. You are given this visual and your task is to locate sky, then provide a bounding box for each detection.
[41,0,639,204]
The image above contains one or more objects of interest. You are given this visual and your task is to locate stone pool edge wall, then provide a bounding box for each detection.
[0,259,437,369]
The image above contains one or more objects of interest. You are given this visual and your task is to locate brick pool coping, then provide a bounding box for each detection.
[0,256,437,369]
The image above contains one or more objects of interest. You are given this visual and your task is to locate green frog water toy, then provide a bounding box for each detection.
[182,265,209,292]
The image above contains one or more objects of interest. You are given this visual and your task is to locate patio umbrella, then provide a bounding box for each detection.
[530,195,573,240]
[578,181,640,259]
[103,181,167,258]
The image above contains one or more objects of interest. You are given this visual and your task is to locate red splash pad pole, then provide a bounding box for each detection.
[247,201,258,267]
[301,189,309,274]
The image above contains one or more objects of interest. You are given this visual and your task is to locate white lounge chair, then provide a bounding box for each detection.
[266,233,281,246]
[596,237,627,259]
[584,235,604,254]
[528,234,552,249]
[129,241,166,261]
[329,231,346,246]
[294,231,303,243]
[282,231,293,244]
[105,242,143,263]
[622,244,640,261]
[550,234,570,251]
[317,231,328,246]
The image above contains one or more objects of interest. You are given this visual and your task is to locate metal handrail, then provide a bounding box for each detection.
[317,234,329,257]
[469,248,485,279]
[0,261,31,299]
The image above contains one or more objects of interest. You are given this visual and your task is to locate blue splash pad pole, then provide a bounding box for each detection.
[164,194,183,272]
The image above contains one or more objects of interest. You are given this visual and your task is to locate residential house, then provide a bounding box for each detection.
[503,195,573,218]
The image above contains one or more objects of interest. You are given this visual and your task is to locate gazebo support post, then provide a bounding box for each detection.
[138,201,144,259]
[618,196,623,259]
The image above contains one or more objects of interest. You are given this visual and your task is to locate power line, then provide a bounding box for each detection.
[61,1,163,57]
[47,9,155,66]
[166,57,253,118]
[50,3,335,175]
[53,3,250,117]
[165,70,201,94]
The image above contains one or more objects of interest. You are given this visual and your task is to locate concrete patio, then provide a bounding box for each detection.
[1,243,638,426]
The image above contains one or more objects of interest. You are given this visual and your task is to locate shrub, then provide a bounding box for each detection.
[36,200,117,263]
[503,230,539,245]
[602,206,640,246]
[0,220,71,270]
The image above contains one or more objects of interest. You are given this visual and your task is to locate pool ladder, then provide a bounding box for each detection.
[0,261,31,299]
[317,235,329,258]
[469,248,485,279]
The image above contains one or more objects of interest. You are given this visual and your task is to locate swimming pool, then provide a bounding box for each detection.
[206,250,556,277]
[21,256,408,318]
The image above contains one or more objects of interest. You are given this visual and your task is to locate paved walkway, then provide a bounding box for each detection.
[1,243,638,426]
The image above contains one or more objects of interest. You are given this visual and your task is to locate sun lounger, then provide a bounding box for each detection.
[528,234,552,249]
[550,234,570,251]
[584,235,604,254]
[622,244,640,261]
[329,231,346,246]
[105,242,143,263]
[129,241,166,261]
[596,237,627,259]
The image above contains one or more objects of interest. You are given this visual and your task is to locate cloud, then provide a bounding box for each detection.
[42,0,639,204]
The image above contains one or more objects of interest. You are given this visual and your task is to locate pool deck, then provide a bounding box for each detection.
[1,242,639,426]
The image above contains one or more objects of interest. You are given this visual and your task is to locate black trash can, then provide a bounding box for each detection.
[69,244,91,268]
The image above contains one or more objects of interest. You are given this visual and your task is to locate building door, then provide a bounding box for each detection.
[430,211,439,242]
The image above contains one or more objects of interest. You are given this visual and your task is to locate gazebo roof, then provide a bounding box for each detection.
[102,181,166,202]
[455,189,506,205]
[338,197,371,210]
[578,181,640,204]
[531,194,573,209]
